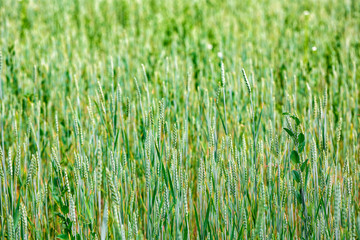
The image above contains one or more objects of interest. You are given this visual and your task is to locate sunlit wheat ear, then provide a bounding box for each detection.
[121,224,126,240]
[55,111,59,134]
[313,97,318,120]
[63,169,71,195]
[341,191,347,225]
[310,138,317,166]
[241,68,251,94]
[26,154,37,186]
[7,148,13,177]
[97,81,105,103]
[216,81,222,101]
[69,194,77,236]
[106,168,120,206]
[336,118,342,144]
[21,202,28,240]
[7,214,14,240]
[334,183,341,239]
[133,211,139,237]
[221,61,225,87]
[15,146,21,177]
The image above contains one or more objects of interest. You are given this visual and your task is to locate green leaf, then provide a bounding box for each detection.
[298,133,305,153]
[216,101,228,135]
[56,234,69,240]
[155,142,162,159]
[298,133,305,143]
[13,196,21,228]
[295,191,302,203]
[290,150,300,164]
[298,142,305,153]
[194,207,201,237]
[101,201,109,240]
[283,128,294,138]
[113,129,120,151]
[292,170,301,183]
[167,168,176,201]
[255,108,263,140]
[61,205,69,215]
[202,199,212,239]
[83,195,93,220]
[150,181,158,215]
[301,159,308,172]
[283,112,300,125]
[305,163,310,186]
[290,115,301,126]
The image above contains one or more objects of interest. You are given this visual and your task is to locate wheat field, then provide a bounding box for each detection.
[0,0,360,239]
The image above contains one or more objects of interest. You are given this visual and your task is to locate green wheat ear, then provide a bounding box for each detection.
[26,154,37,186]
[241,68,251,94]
[7,215,14,240]
[21,202,27,240]
[334,183,342,239]
[221,61,225,87]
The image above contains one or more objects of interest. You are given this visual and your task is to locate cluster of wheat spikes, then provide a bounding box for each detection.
[0,0,360,239]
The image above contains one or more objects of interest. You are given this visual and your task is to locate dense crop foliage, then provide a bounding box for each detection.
[0,0,360,239]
